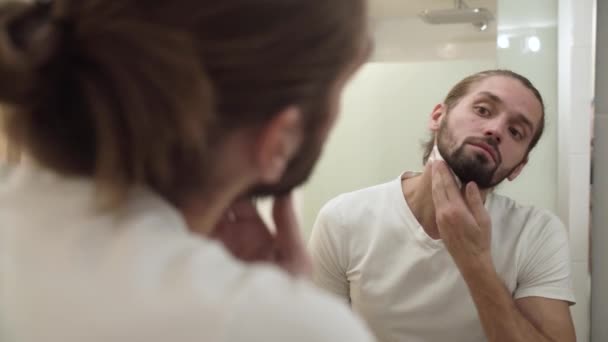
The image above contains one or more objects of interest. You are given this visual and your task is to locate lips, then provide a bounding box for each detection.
[469,142,498,163]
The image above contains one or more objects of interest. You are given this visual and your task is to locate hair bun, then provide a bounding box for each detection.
[0,0,64,104]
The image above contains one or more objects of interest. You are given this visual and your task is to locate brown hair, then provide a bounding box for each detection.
[0,0,366,203]
[421,69,546,164]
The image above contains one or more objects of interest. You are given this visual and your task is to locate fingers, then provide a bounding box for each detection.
[432,161,461,201]
[211,198,275,262]
[432,161,477,231]
[431,161,449,207]
[229,197,260,220]
[432,161,464,210]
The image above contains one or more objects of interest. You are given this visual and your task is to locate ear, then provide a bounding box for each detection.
[429,103,446,133]
[507,157,528,181]
[254,106,303,183]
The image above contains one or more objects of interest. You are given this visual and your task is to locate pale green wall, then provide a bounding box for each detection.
[495,1,558,214]
[299,16,560,240]
[299,60,497,237]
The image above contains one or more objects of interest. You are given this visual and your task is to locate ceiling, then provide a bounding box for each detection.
[369,0,497,20]
[367,0,498,62]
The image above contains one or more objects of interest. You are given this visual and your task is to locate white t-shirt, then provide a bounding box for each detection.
[0,166,375,342]
[309,172,575,342]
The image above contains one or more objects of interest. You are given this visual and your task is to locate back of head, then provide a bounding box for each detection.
[0,0,366,203]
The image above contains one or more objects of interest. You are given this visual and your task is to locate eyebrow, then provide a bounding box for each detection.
[476,91,535,134]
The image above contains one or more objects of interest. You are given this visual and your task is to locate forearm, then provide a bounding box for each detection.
[459,259,553,342]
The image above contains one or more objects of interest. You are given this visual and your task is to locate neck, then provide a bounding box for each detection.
[179,187,235,236]
[403,166,489,240]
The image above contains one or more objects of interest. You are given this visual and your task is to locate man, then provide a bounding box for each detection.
[0,1,376,341]
[309,70,576,342]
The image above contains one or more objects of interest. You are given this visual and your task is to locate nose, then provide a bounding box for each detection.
[483,119,503,144]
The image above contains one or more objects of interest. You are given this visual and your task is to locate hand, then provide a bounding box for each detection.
[210,194,312,278]
[430,161,493,271]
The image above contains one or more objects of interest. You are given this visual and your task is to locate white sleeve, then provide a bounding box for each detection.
[308,201,350,303]
[514,213,576,304]
[222,267,374,342]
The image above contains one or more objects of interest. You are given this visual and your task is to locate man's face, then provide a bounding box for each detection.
[435,75,543,189]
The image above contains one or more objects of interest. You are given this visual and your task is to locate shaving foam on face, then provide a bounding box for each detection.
[428,144,462,188]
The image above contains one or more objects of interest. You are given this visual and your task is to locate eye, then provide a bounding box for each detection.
[509,127,524,140]
[474,105,491,117]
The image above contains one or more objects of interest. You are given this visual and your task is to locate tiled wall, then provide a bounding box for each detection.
[592,0,607,340]
[558,0,595,341]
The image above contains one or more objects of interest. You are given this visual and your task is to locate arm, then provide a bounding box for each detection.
[431,161,575,342]
[459,258,575,342]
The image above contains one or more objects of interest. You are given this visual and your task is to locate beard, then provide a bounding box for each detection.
[436,119,521,189]
[246,134,323,198]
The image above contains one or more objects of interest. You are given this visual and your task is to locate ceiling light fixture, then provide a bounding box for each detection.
[419,0,494,32]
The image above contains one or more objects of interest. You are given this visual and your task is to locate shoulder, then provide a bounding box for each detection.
[488,193,567,241]
[311,177,401,246]
[1,167,375,341]
[120,239,374,341]
[97,218,374,341]
[318,178,400,223]
[489,194,564,228]
[222,267,374,341]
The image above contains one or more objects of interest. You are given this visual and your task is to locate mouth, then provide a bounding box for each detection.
[468,142,498,163]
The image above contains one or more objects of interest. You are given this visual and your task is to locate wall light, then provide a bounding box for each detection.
[497,35,510,49]
[526,36,541,52]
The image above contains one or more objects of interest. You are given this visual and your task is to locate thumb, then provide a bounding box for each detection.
[272,194,311,277]
[273,194,300,247]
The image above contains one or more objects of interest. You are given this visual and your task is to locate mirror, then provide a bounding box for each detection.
[295,0,595,341]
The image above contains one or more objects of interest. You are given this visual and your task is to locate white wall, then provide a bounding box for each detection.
[592,0,607,340]
[556,0,596,340]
